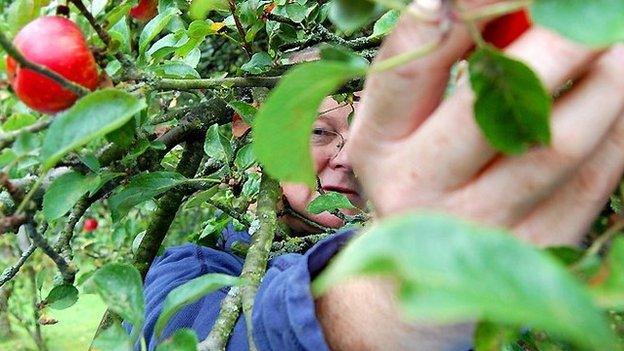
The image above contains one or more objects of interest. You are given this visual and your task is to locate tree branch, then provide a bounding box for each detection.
[150,77,280,91]
[239,173,281,350]
[0,31,90,96]
[0,244,36,288]
[198,286,242,351]
[25,223,76,284]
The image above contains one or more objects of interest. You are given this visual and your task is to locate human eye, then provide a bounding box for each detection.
[311,127,335,145]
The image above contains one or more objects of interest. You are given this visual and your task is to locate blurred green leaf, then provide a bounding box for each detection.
[154,274,241,337]
[2,113,36,131]
[41,89,146,170]
[91,264,145,328]
[313,212,619,351]
[92,322,133,351]
[43,171,100,221]
[328,0,382,34]
[468,47,551,154]
[531,0,624,47]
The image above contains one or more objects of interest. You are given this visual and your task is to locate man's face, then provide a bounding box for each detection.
[281,97,367,233]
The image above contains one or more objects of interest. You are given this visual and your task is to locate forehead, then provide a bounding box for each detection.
[317,97,358,128]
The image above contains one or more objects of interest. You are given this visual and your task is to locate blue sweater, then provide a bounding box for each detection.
[131,226,355,350]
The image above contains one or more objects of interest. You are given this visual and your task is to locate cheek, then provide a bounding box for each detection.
[312,148,328,173]
[282,183,313,212]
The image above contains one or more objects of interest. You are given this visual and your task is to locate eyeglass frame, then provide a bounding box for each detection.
[310,127,346,160]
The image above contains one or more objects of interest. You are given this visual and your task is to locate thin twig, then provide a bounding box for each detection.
[25,223,76,284]
[228,0,253,57]
[206,199,251,228]
[0,244,36,288]
[0,31,90,96]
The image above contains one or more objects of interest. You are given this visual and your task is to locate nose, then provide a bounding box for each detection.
[329,135,352,170]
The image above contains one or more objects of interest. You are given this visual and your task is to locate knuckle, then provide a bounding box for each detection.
[571,165,612,204]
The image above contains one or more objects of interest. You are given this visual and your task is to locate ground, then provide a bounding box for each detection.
[0,294,106,351]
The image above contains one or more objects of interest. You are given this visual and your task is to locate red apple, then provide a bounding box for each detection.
[83,218,98,232]
[482,9,532,49]
[130,0,158,22]
[6,16,99,114]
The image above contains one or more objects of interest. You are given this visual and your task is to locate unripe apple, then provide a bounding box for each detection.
[83,218,98,232]
[6,16,99,114]
[482,9,531,49]
[130,0,158,22]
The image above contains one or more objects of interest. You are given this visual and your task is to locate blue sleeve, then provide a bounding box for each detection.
[134,230,355,351]
[251,230,355,351]
[133,243,247,351]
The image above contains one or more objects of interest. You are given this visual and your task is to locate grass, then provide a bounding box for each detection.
[0,293,106,351]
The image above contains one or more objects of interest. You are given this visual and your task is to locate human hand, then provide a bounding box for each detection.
[347,0,624,246]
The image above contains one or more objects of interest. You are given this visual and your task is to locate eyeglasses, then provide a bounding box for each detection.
[311,127,346,160]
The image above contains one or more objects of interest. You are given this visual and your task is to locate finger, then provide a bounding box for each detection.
[513,110,624,247]
[355,0,500,141]
[406,26,602,189]
[456,45,624,226]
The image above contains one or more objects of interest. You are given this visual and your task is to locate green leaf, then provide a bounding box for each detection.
[190,0,229,19]
[312,212,619,351]
[108,172,187,221]
[229,101,257,124]
[7,0,42,35]
[41,89,146,170]
[43,171,100,221]
[253,60,367,187]
[307,191,355,214]
[371,10,400,38]
[328,0,382,34]
[45,284,79,310]
[154,274,241,337]
[468,47,551,154]
[139,7,178,55]
[92,322,133,351]
[531,0,624,47]
[91,264,145,328]
[591,237,624,309]
[204,124,232,162]
[156,329,198,351]
[2,113,36,131]
[234,144,256,170]
[474,321,520,351]
[152,61,201,78]
[284,3,308,23]
[104,3,133,29]
[241,52,274,75]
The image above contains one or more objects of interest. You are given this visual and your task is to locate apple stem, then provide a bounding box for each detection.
[0,31,90,96]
